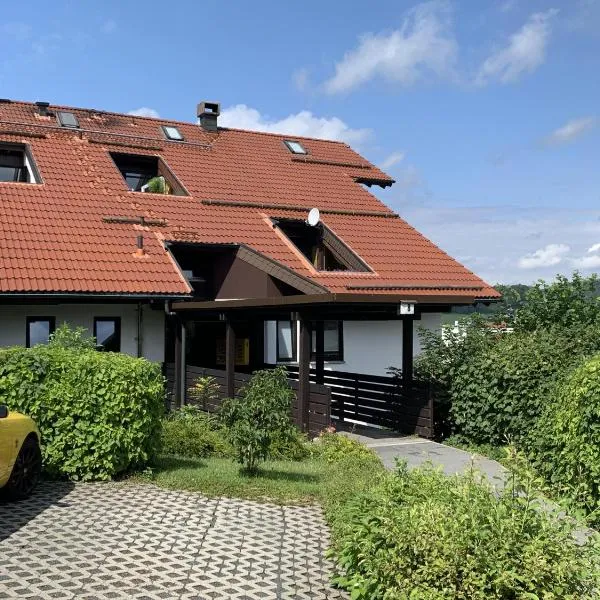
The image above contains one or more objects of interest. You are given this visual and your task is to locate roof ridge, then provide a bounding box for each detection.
[1,99,352,146]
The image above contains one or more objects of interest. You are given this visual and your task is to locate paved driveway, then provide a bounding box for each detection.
[0,481,346,600]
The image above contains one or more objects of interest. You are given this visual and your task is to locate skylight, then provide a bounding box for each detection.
[284,140,307,154]
[56,111,80,128]
[162,125,184,141]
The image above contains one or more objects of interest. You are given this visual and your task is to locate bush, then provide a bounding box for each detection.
[161,406,232,459]
[330,462,600,600]
[220,367,297,473]
[0,344,163,481]
[187,375,220,410]
[532,354,600,526]
[314,431,378,464]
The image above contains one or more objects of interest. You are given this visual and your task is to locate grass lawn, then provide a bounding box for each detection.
[133,451,385,508]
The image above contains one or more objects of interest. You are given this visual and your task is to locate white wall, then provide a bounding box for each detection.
[0,303,165,362]
[264,314,443,377]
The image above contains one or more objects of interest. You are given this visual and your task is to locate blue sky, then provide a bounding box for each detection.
[1,0,599,284]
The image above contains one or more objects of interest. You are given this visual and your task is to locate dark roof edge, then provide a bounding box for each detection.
[0,292,190,301]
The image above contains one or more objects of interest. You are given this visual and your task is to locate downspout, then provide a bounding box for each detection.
[136,302,143,358]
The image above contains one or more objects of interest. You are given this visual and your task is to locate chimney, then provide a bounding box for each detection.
[197,101,220,132]
[35,101,50,116]
[135,234,145,257]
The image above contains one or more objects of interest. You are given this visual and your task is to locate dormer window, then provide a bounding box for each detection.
[56,111,80,128]
[109,151,187,195]
[284,140,307,154]
[272,218,370,272]
[0,144,40,183]
[162,125,184,141]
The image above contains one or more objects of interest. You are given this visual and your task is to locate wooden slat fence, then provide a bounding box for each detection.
[165,364,331,437]
[285,366,434,439]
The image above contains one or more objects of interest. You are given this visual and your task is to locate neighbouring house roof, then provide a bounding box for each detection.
[0,100,499,302]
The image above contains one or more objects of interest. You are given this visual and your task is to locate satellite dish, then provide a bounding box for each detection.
[307,207,320,227]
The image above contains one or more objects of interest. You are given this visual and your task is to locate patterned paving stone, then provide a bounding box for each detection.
[0,481,347,600]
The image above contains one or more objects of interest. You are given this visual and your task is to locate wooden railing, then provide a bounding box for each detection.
[285,367,434,439]
[165,364,331,437]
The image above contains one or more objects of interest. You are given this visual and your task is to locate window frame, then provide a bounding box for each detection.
[93,317,122,352]
[25,316,56,348]
[276,320,297,363]
[0,142,41,184]
[312,320,344,362]
[56,111,80,128]
[283,140,307,155]
[161,125,184,141]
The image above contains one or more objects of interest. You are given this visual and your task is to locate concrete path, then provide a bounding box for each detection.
[343,427,506,486]
[0,481,345,600]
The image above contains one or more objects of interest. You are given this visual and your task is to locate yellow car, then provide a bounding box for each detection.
[0,405,42,500]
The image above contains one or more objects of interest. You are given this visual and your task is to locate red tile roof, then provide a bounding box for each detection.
[0,100,499,301]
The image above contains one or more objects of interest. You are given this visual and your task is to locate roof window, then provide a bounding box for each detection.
[109,152,188,195]
[284,140,307,154]
[162,125,184,141]
[272,218,370,272]
[0,143,40,184]
[56,111,80,128]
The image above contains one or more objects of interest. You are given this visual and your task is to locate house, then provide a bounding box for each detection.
[0,99,499,432]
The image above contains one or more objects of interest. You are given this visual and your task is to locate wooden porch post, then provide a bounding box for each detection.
[315,319,325,385]
[174,317,182,406]
[298,314,311,433]
[225,317,236,398]
[402,318,414,385]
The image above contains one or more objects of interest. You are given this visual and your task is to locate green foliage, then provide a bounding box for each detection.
[220,367,297,473]
[330,462,600,600]
[48,322,97,350]
[0,344,163,481]
[514,272,600,331]
[314,431,379,464]
[161,406,232,459]
[187,376,220,410]
[532,354,600,526]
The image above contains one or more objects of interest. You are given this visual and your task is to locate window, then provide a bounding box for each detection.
[109,152,186,195]
[284,140,307,154]
[94,317,121,352]
[56,111,80,128]
[0,144,39,183]
[276,320,297,362]
[162,125,184,141]
[273,218,370,272]
[26,317,55,347]
[312,321,343,361]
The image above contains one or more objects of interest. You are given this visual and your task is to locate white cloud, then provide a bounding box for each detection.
[324,1,457,94]
[380,152,405,170]
[292,68,310,92]
[518,243,570,268]
[587,243,600,254]
[572,254,600,269]
[476,9,558,85]
[219,104,371,144]
[127,107,160,118]
[544,116,597,146]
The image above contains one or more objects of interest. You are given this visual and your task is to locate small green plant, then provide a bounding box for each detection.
[48,323,97,350]
[330,461,600,600]
[220,367,296,473]
[314,431,378,464]
[187,376,220,410]
[161,405,231,459]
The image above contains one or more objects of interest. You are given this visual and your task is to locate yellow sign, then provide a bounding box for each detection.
[216,338,250,366]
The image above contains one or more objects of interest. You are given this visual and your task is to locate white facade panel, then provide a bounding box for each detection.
[0,304,165,363]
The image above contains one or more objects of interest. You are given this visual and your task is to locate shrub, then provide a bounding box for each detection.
[48,322,97,350]
[161,406,232,459]
[532,354,600,526]
[187,375,220,410]
[330,462,600,600]
[314,431,378,464]
[220,367,297,473]
[0,344,163,480]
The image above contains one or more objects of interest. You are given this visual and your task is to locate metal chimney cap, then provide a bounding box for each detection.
[197,101,220,118]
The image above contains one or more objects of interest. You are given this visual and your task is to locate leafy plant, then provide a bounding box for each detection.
[314,431,378,464]
[0,342,163,480]
[531,353,600,526]
[144,175,171,194]
[187,375,220,410]
[48,322,97,350]
[330,462,600,600]
[161,405,231,459]
[220,367,296,473]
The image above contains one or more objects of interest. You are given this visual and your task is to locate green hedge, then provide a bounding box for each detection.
[0,345,164,481]
[330,463,600,599]
[532,354,600,526]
